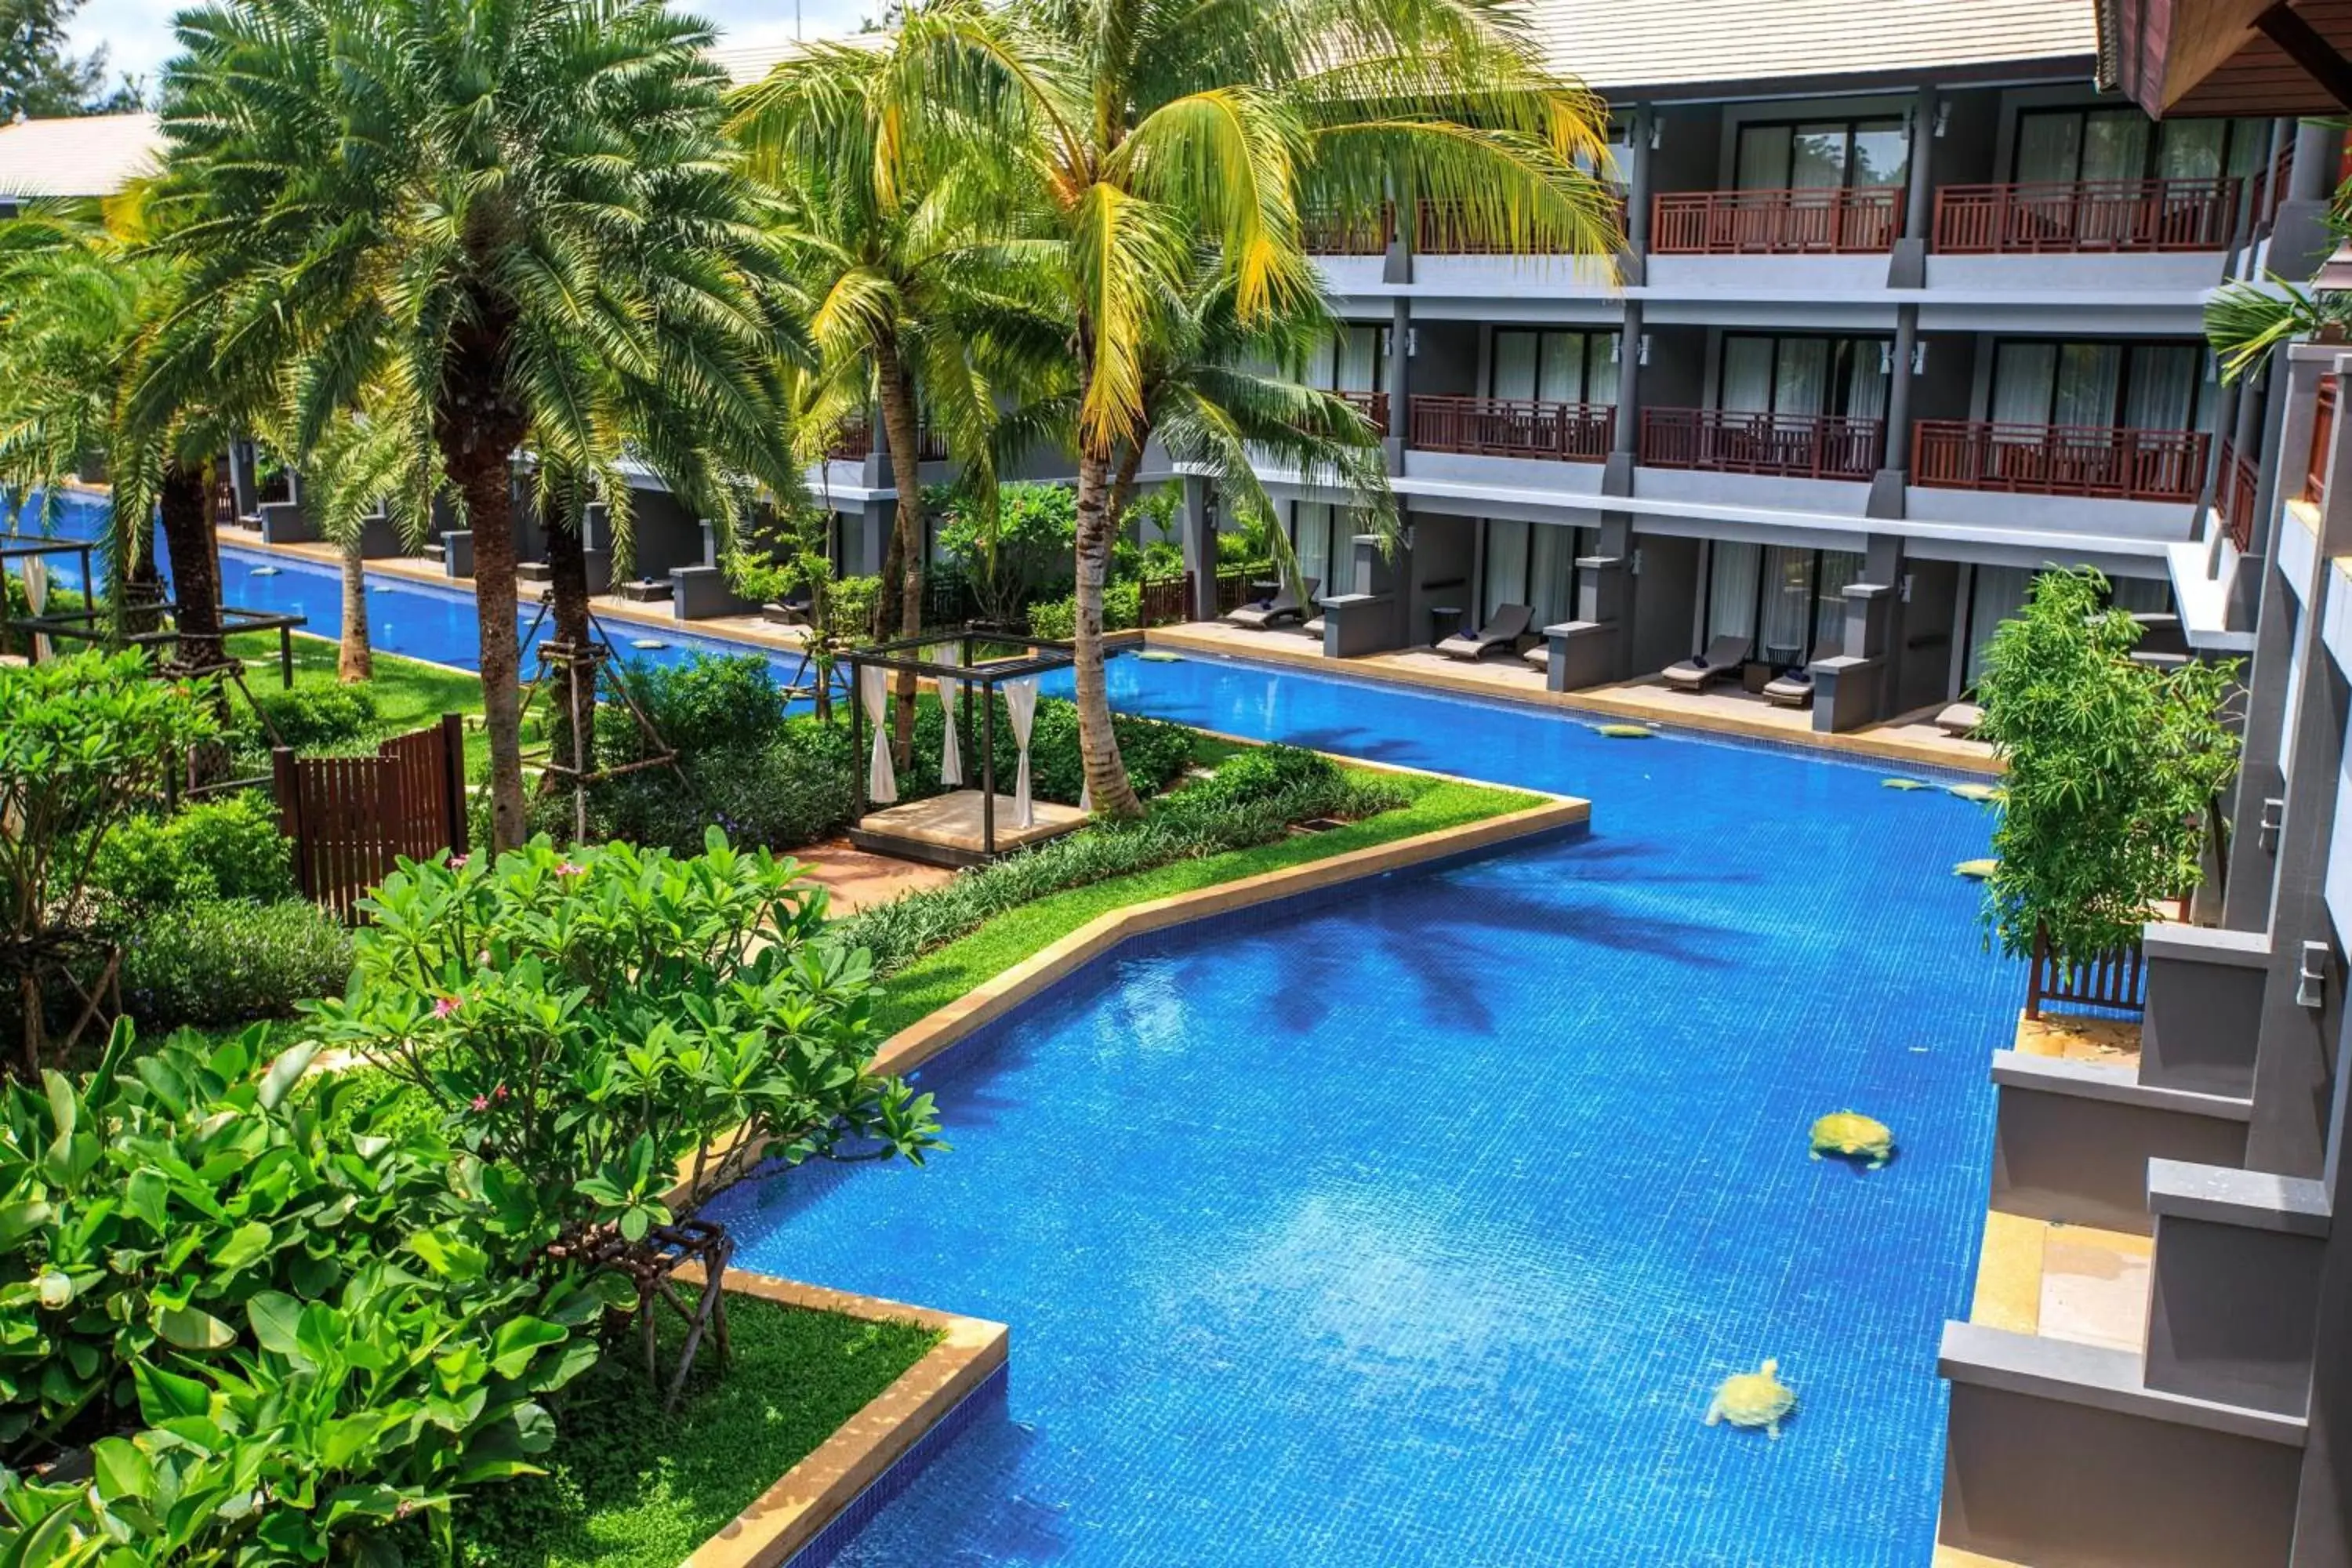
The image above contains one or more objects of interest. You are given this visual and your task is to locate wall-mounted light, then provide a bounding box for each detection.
[1649,120,1663,151]
[1879,343,1894,375]
[1406,326,1419,358]
[1631,547,1644,576]
[1911,341,1929,376]
[1899,572,1915,604]
[1933,101,1951,139]
[1608,336,1622,363]
[1637,334,1652,366]
[2297,940,2330,1010]
[2259,797,2285,852]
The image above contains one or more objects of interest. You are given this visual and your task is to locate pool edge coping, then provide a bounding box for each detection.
[870,792,1591,1079]
[680,1270,1009,1568]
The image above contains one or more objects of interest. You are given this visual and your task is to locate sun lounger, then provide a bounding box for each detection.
[1436,604,1534,661]
[1661,634,1751,692]
[1225,577,1316,630]
[1936,701,1984,738]
[1762,669,1814,708]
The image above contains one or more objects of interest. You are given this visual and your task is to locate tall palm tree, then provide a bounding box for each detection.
[0,204,235,672]
[278,383,439,682]
[731,42,1058,764]
[137,0,810,849]
[873,0,1619,815]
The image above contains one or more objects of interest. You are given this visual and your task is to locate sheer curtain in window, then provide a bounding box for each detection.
[1790,125,1848,188]
[1483,520,1529,619]
[1773,339,1830,417]
[1293,503,1332,597]
[1813,550,1862,656]
[2015,114,2082,183]
[1587,340,1621,407]
[1992,343,2057,426]
[2157,120,2226,180]
[1491,331,1538,400]
[1965,566,2035,686]
[1849,121,1909,187]
[2053,343,2123,426]
[1537,333,1585,403]
[2125,345,2200,430]
[1529,523,1577,626]
[1759,546,1813,666]
[1737,125,1791,190]
[1707,541,1762,648]
[2081,110,2151,182]
[1337,327,1381,393]
[1842,340,1890,421]
[1721,337,1776,412]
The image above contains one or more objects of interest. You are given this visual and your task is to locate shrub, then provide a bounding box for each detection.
[121,896,354,1029]
[88,791,296,910]
[1194,743,1341,806]
[934,481,1078,622]
[559,717,857,855]
[242,681,380,751]
[604,652,788,764]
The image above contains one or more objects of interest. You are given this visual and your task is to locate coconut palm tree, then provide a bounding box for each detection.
[137,0,810,849]
[870,0,1619,815]
[0,204,235,671]
[276,383,439,683]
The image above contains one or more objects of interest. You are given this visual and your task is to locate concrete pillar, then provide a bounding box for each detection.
[1178,475,1216,621]
[228,441,259,518]
[1870,307,1919,519]
[1386,296,1411,475]
[1889,83,1938,289]
[1605,302,1642,497]
[2271,122,2345,283]
[1621,103,1653,286]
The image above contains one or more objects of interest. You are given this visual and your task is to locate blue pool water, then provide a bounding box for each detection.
[702,655,2023,1568]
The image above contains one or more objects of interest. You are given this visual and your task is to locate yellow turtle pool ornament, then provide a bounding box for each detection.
[1810,1110,1894,1169]
[1705,1359,1797,1439]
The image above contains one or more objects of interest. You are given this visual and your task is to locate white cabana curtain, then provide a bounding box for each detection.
[929,644,964,786]
[859,663,898,804]
[1004,677,1039,827]
[20,557,49,662]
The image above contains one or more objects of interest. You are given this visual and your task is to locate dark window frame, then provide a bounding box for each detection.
[1984,335,2213,432]
[2009,107,2269,186]
[1731,115,1911,193]
[1486,328,1621,405]
[1714,331,1894,419]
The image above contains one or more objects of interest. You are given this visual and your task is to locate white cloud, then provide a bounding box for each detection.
[67,0,881,101]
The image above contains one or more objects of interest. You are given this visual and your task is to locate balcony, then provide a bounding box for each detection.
[2303,376,2336,506]
[1911,421,2209,503]
[1304,196,1627,258]
[826,421,949,463]
[1336,390,1390,436]
[1301,205,1392,256]
[1639,408,1882,480]
[1409,395,1612,461]
[2216,439,2259,553]
[1931,178,2239,255]
[1650,187,1900,255]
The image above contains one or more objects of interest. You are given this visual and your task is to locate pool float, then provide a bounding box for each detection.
[630,637,669,651]
[1880,777,1929,790]
[1952,858,1997,880]
[1809,1110,1893,1169]
[1589,723,1653,739]
[1947,782,2005,804]
[1705,1359,1796,1439]
[1138,650,1182,662]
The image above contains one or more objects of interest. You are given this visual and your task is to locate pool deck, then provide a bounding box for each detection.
[1145,621,2002,776]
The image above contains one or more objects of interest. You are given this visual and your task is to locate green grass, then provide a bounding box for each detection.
[224,629,492,771]
[454,1296,939,1568]
[869,769,1542,1036]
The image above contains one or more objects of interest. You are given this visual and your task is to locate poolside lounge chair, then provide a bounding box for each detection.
[1661,634,1751,692]
[1522,641,1549,673]
[1436,604,1534,662]
[1762,669,1814,708]
[1299,604,1326,639]
[1936,701,1984,738]
[764,588,813,626]
[1226,577,1316,630]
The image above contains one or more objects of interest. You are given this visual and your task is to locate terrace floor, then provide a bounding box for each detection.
[1145,621,2001,775]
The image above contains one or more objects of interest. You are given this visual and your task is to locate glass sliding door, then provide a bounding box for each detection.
[1719,336,1890,419]
[1990,339,2209,430]
[1758,546,1813,669]
[2016,107,2270,185]
[1291,503,1336,597]
[1734,118,1907,189]
[1964,565,2034,687]
[1490,329,1615,405]
[1813,550,1862,657]
[2123,344,2201,430]
[1482,519,1530,619]
[1704,540,1762,654]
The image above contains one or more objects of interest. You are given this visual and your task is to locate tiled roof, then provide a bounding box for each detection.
[1516,0,2100,93]
[0,113,162,198]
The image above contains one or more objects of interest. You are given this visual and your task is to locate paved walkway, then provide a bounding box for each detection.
[787,837,957,915]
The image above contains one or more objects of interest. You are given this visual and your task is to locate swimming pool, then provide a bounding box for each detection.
[705,654,2020,1567]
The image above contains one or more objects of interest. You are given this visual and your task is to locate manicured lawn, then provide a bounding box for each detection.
[227,627,483,728]
[868,769,1544,1036]
[453,1295,938,1568]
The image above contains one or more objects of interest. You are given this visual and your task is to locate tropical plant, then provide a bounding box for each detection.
[0,651,217,1069]
[1976,568,2244,962]
[141,0,811,851]
[307,832,942,1257]
[934,480,1077,622]
[837,0,1617,815]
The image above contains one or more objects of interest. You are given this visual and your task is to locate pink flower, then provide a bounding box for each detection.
[555,860,585,877]
[449,854,470,869]
[493,1083,509,1102]
[469,1094,489,1112]
[432,996,461,1019]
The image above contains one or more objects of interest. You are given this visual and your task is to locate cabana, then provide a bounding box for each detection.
[843,630,1089,869]
[0,537,306,685]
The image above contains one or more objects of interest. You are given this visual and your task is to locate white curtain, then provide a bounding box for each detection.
[1708,541,1762,646]
[1491,332,1539,401]
[1537,333,1584,404]
[1966,566,2035,686]
[1337,326,1381,393]
[1843,341,1891,421]
[1529,524,1578,627]
[1293,503,1333,600]
[859,663,898,804]
[1773,339,1830,417]
[2081,111,2149,183]
[1587,340,1621,407]
[1721,337,1777,412]
[2125,345,2200,431]
[1737,125,1791,190]
[20,557,48,662]
[1759,546,1812,666]
[1483,519,1529,619]
[2053,343,2123,427]
[929,644,964,788]
[1004,677,1039,827]
[1992,343,2057,426]
[2015,114,2082,183]
[1813,550,1862,657]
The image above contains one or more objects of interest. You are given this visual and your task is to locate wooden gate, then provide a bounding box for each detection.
[274,713,470,921]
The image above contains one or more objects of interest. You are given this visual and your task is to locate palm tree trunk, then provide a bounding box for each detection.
[338,535,372,681]
[156,460,223,671]
[1072,448,1141,818]
[544,514,594,775]
[874,336,925,769]
[1104,441,1146,535]
[435,309,532,851]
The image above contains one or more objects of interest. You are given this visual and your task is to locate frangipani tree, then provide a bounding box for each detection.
[868,0,1620,815]
[137,0,811,849]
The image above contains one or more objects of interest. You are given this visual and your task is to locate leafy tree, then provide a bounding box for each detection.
[1976,567,2244,962]
[140,0,811,851]
[0,0,140,120]
[858,0,1617,815]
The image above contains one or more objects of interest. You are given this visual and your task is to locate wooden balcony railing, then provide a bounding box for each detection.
[1911,421,2209,502]
[825,421,949,463]
[1336,390,1390,435]
[2306,376,2338,506]
[2216,438,2259,554]
[1301,205,1393,256]
[2027,924,2147,1020]
[1650,186,1900,255]
[1639,408,1882,480]
[1410,395,1612,461]
[1414,194,1628,256]
[1932,178,2239,254]
[2245,143,2293,233]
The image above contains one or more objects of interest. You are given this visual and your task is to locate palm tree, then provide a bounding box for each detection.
[138,0,810,849]
[0,204,235,672]
[278,384,438,682]
[872,0,1618,815]
[731,42,1058,764]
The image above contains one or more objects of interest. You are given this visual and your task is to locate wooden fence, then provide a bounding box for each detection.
[2025,924,2147,1020]
[274,714,470,922]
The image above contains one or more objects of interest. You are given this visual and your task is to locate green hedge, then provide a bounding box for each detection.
[89,790,297,910]
[120,896,354,1029]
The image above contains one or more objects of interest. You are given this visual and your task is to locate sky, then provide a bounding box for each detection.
[69,0,877,96]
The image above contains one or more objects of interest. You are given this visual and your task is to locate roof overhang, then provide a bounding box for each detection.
[2103,0,2352,115]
